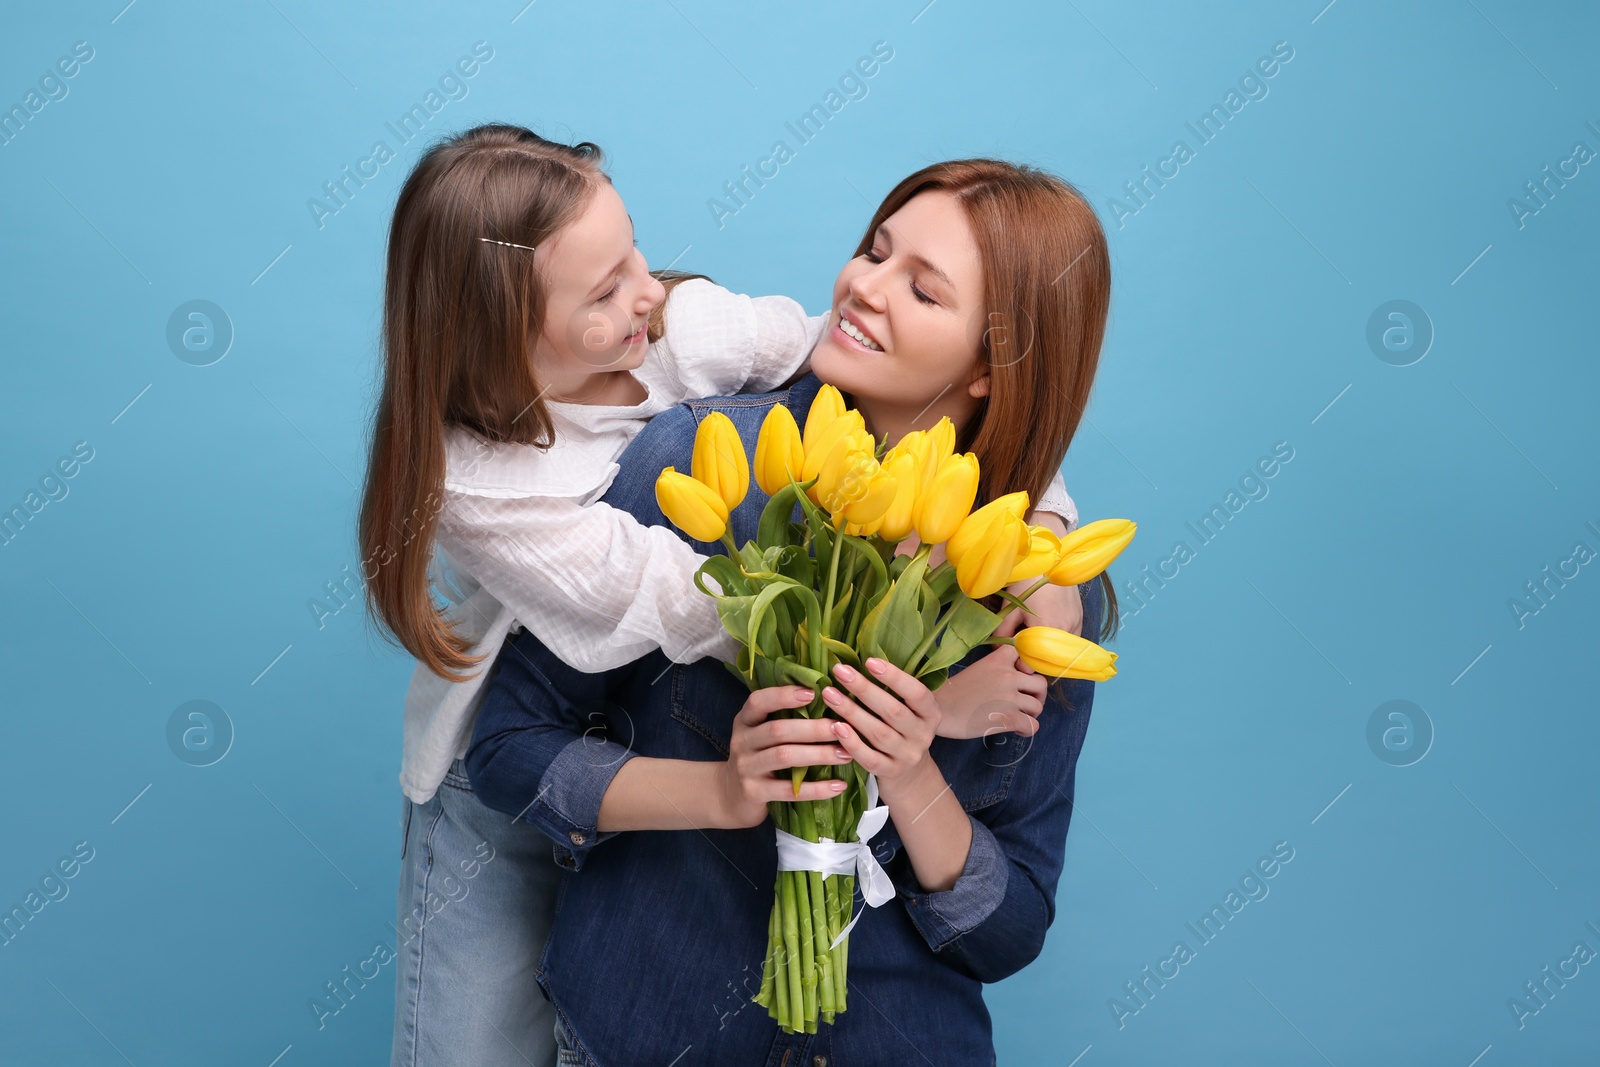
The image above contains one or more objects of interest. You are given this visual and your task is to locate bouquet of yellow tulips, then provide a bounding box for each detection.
[654,384,1134,1034]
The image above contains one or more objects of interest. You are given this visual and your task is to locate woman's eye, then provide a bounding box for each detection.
[863,249,885,264]
[912,284,937,306]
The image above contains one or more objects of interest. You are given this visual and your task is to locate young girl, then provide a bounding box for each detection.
[360,125,1079,1067]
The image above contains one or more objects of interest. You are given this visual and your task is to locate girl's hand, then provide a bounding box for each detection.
[823,659,943,799]
[932,644,1049,739]
[999,579,1083,640]
[714,686,850,829]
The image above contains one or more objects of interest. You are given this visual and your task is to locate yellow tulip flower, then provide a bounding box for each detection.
[691,411,749,511]
[802,383,847,454]
[814,430,876,513]
[884,430,928,487]
[1008,525,1064,584]
[753,405,805,496]
[841,466,899,526]
[800,410,866,483]
[1048,518,1137,586]
[914,452,980,545]
[655,466,730,542]
[954,511,1031,599]
[945,491,1030,568]
[922,417,956,489]
[1013,626,1118,680]
[872,452,920,542]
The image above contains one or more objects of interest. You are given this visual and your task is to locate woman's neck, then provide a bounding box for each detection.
[846,387,982,450]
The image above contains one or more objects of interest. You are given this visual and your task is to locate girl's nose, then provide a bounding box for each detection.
[638,271,666,315]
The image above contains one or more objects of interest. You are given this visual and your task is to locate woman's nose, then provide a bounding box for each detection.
[847,265,887,312]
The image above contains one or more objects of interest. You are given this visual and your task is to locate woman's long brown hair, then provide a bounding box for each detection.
[855,160,1121,642]
[359,124,607,681]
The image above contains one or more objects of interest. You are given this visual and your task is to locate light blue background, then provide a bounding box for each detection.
[3,1,1597,1064]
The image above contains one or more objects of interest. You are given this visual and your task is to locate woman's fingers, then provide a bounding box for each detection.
[754,741,852,775]
[747,716,839,750]
[829,660,938,728]
[737,686,816,727]
[831,719,888,774]
[823,688,900,753]
[763,778,850,804]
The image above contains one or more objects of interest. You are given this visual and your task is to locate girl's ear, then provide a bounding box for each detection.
[966,369,991,399]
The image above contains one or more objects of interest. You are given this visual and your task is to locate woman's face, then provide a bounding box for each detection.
[811,190,989,440]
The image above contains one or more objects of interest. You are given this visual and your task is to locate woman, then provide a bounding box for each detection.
[468,158,1117,1064]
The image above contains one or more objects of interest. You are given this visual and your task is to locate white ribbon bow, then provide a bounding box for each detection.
[773,772,895,949]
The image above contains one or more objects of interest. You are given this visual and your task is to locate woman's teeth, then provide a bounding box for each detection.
[839,315,881,351]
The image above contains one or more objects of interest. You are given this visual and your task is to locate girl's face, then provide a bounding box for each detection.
[811,190,990,441]
[531,181,665,401]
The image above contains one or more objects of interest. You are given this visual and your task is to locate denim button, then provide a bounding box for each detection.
[813,1057,827,1067]
[569,830,587,846]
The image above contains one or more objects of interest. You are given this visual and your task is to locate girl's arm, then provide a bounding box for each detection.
[439,490,739,674]
[652,278,829,398]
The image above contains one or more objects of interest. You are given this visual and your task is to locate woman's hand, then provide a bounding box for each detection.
[933,644,1049,739]
[713,686,851,829]
[823,659,944,803]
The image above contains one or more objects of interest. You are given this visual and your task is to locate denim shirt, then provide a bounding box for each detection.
[467,372,1102,1067]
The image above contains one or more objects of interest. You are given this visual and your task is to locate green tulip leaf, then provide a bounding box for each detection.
[715,594,757,645]
[696,555,748,598]
[926,559,960,603]
[757,478,816,548]
[918,597,1004,675]
[828,584,854,633]
[820,636,860,667]
[775,657,826,691]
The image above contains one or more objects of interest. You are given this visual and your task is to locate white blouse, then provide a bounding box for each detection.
[399,279,1078,804]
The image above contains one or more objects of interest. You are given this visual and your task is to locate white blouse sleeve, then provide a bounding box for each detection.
[437,489,740,674]
[1035,469,1079,533]
[655,278,829,397]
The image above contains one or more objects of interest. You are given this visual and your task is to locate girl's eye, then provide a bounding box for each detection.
[598,280,621,303]
[911,283,937,306]
[863,249,885,264]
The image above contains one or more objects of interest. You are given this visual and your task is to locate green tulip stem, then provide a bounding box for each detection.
[822,526,844,640]
[1017,575,1052,603]
[907,601,958,675]
[719,530,740,560]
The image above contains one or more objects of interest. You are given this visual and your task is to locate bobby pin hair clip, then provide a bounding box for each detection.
[479,237,537,252]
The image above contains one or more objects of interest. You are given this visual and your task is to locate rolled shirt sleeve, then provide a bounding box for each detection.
[465,627,645,871]
[894,815,1009,946]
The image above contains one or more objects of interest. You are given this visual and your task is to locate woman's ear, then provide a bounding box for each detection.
[966,370,991,399]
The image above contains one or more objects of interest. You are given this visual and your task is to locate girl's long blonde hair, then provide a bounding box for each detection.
[359,124,606,681]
